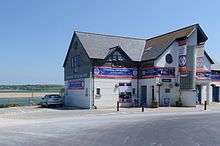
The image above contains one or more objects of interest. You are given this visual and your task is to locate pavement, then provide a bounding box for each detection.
[0,103,220,146]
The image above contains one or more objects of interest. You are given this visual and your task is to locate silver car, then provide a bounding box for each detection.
[41,94,63,107]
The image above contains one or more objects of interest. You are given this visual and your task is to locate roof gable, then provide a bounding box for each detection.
[104,46,132,61]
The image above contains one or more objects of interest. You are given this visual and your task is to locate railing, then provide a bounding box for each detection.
[0,97,42,107]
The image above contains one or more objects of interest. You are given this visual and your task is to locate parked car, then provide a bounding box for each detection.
[41,94,63,107]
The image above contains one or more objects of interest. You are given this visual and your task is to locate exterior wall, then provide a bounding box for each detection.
[211,80,220,102]
[153,29,206,106]
[63,27,213,108]
[139,78,156,107]
[181,90,196,106]
[211,70,220,102]
[64,35,92,81]
[195,44,212,104]
[64,35,93,108]
[154,43,180,106]
[94,78,137,108]
[64,78,91,108]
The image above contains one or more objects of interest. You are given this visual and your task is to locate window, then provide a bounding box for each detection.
[165,88,170,93]
[71,55,80,73]
[96,88,101,95]
[165,54,173,64]
[132,88,136,95]
[85,88,88,96]
[111,51,125,62]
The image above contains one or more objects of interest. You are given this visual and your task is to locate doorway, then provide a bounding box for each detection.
[141,86,147,107]
[212,86,219,102]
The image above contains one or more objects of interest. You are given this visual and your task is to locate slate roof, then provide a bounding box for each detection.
[75,31,146,61]
[142,24,197,60]
[64,24,210,66]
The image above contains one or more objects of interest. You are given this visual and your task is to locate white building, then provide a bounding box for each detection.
[63,24,217,109]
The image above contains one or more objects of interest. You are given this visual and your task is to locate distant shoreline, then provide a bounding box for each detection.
[0,90,61,93]
[0,85,64,93]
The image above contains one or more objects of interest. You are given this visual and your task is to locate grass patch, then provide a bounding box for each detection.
[0,104,20,108]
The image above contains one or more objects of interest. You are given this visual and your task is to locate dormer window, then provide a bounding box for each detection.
[112,51,124,62]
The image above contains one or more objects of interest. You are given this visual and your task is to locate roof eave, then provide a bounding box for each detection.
[63,32,76,67]
[204,51,214,64]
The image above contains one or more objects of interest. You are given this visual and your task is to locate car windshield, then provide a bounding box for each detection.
[48,95,61,98]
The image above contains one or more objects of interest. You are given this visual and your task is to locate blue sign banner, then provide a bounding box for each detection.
[196,71,211,80]
[211,71,220,81]
[68,80,84,90]
[94,66,137,78]
[142,67,175,78]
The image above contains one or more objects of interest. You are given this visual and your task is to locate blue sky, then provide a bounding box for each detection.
[0,0,219,85]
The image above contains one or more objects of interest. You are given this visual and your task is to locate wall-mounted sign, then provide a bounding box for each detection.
[119,82,132,93]
[142,67,175,78]
[177,39,188,76]
[94,66,137,78]
[211,71,220,81]
[65,73,89,80]
[196,71,211,80]
[162,79,172,82]
[164,98,170,106]
[67,80,85,90]
[196,57,204,68]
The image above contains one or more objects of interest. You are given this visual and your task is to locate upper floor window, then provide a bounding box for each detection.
[71,55,80,72]
[108,51,125,62]
[165,54,173,64]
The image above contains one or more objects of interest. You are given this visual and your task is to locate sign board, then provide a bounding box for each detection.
[178,43,187,76]
[196,71,211,80]
[67,80,84,90]
[142,67,175,78]
[94,66,137,78]
[196,57,204,68]
[162,79,172,82]
[164,98,170,106]
[211,71,220,81]
[119,82,132,92]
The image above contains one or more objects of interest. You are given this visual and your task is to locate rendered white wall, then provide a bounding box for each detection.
[181,90,197,106]
[154,42,179,106]
[64,78,91,108]
[155,42,179,68]
[94,78,137,108]
[139,78,157,107]
[159,81,179,106]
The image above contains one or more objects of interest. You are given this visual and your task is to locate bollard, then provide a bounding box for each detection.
[204,100,207,110]
[117,101,119,111]
[141,104,144,112]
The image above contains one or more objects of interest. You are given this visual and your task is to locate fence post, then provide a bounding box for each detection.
[204,100,207,110]
[117,101,119,111]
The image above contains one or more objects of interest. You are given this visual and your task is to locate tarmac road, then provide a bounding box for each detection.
[0,108,220,146]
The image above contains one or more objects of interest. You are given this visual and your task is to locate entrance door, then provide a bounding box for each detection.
[141,86,147,107]
[212,86,219,102]
[196,85,201,104]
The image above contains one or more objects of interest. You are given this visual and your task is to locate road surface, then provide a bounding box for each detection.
[0,109,220,146]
